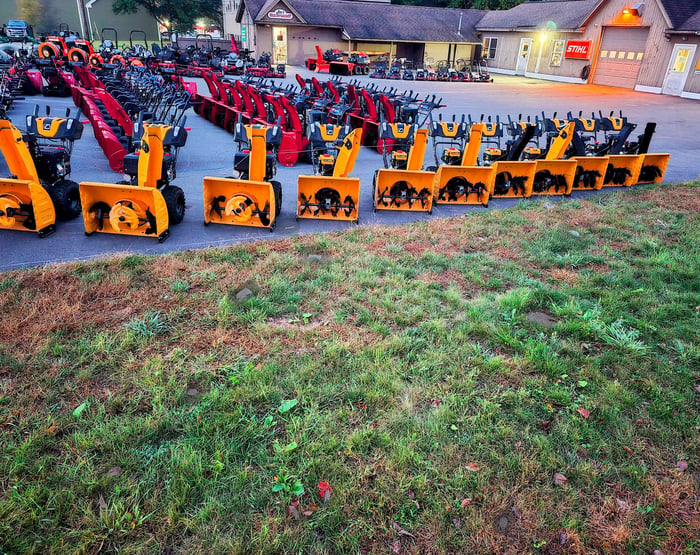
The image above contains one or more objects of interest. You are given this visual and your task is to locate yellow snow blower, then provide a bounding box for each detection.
[526,122,578,196]
[297,123,362,222]
[373,123,434,212]
[80,119,187,242]
[1,107,84,237]
[203,121,283,230]
[432,122,493,206]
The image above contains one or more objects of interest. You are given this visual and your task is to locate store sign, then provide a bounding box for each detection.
[565,40,592,59]
[268,8,294,20]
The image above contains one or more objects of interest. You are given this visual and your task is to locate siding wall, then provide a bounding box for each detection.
[681,40,700,94]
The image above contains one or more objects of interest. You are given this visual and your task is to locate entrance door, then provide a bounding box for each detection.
[515,38,532,75]
[272,26,287,64]
[662,44,697,96]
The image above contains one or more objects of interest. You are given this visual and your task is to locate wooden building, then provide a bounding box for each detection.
[476,0,700,99]
[235,0,484,68]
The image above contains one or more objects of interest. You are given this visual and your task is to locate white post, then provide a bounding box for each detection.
[76,0,88,38]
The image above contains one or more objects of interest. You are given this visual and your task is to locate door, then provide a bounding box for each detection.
[272,26,287,64]
[593,27,649,89]
[662,44,697,95]
[515,38,532,75]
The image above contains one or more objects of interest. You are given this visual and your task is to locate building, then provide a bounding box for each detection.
[476,0,700,99]
[234,0,484,66]
[231,0,700,99]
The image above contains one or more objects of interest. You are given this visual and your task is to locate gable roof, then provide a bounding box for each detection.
[658,0,700,29]
[676,8,700,31]
[476,0,600,32]
[241,0,484,42]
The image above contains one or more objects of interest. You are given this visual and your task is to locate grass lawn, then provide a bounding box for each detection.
[1,182,699,554]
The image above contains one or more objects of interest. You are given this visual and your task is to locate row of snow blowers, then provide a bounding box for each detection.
[202,118,364,229]
[0,106,83,237]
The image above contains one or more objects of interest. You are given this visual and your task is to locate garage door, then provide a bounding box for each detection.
[593,27,649,88]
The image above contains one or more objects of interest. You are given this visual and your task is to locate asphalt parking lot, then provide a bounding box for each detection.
[1,68,699,271]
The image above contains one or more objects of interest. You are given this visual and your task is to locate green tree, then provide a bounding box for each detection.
[112,0,223,31]
[17,0,43,25]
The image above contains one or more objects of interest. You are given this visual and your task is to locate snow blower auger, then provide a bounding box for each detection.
[203,121,283,231]
[373,123,434,212]
[0,106,84,237]
[432,122,493,206]
[628,122,669,185]
[525,122,578,196]
[474,122,537,199]
[297,125,362,222]
[80,119,188,242]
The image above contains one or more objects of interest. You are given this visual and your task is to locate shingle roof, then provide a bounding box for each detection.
[676,9,700,31]
[246,0,485,42]
[659,0,700,30]
[476,0,600,32]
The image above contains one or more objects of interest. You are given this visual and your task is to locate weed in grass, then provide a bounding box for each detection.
[169,280,190,293]
[124,310,169,339]
[0,277,17,290]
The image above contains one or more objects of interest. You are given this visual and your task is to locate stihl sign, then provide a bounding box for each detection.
[267,8,294,20]
[565,40,592,59]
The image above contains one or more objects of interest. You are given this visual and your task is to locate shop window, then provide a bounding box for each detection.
[550,40,564,67]
[672,48,691,73]
[483,37,498,60]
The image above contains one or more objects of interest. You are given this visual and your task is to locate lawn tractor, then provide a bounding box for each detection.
[306,45,355,76]
[373,123,434,212]
[79,119,188,242]
[297,124,362,222]
[0,105,84,237]
[203,121,283,231]
[431,122,494,206]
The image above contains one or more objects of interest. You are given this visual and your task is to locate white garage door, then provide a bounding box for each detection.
[594,27,649,89]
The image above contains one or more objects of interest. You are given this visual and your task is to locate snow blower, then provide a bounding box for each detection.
[203,121,283,231]
[297,123,362,222]
[373,123,433,212]
[80,119,187,242]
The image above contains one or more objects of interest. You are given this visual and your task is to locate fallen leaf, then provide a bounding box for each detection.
[676,461,688,472]
[45,421,58,436]
[553,473,568,486]
[430,398,443,408]
[623,446,635,455]
[303,503,319,516]
[460,498,472,508]
[465,462,480,472]
[318,481,332,502]
[393,522,415,538]
[576,407,590,419]
[540,420,552,431]
[615,498,630,511]
[287,500,300,519]
[108,466,122,477]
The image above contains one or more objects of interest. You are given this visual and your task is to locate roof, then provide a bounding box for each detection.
[476,0,600,32]
[676,8,700,31]
[242,0,484,43]
[659,0,700,29]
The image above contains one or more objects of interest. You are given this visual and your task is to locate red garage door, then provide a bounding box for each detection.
[593,27,649,89]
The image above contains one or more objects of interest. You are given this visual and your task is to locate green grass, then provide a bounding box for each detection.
[1,183,699,554]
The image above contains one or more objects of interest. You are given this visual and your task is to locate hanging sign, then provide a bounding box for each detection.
[268,8,294,20]
[565,40,592,59]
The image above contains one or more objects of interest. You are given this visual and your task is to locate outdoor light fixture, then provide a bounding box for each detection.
[632,2,645,15]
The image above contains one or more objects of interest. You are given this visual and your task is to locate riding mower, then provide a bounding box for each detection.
[0,105,84,237]
[297,123,362,222]
[79,118,187,242]
[373,123,434,212]
[431,122,494,206]
[203,120,283,231]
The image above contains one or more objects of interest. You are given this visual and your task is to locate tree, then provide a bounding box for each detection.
[17,0,43,24]
[112,0,223,31]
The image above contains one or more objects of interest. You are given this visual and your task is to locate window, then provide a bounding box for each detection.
[550,40,564,66]
[483,37,498,60]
